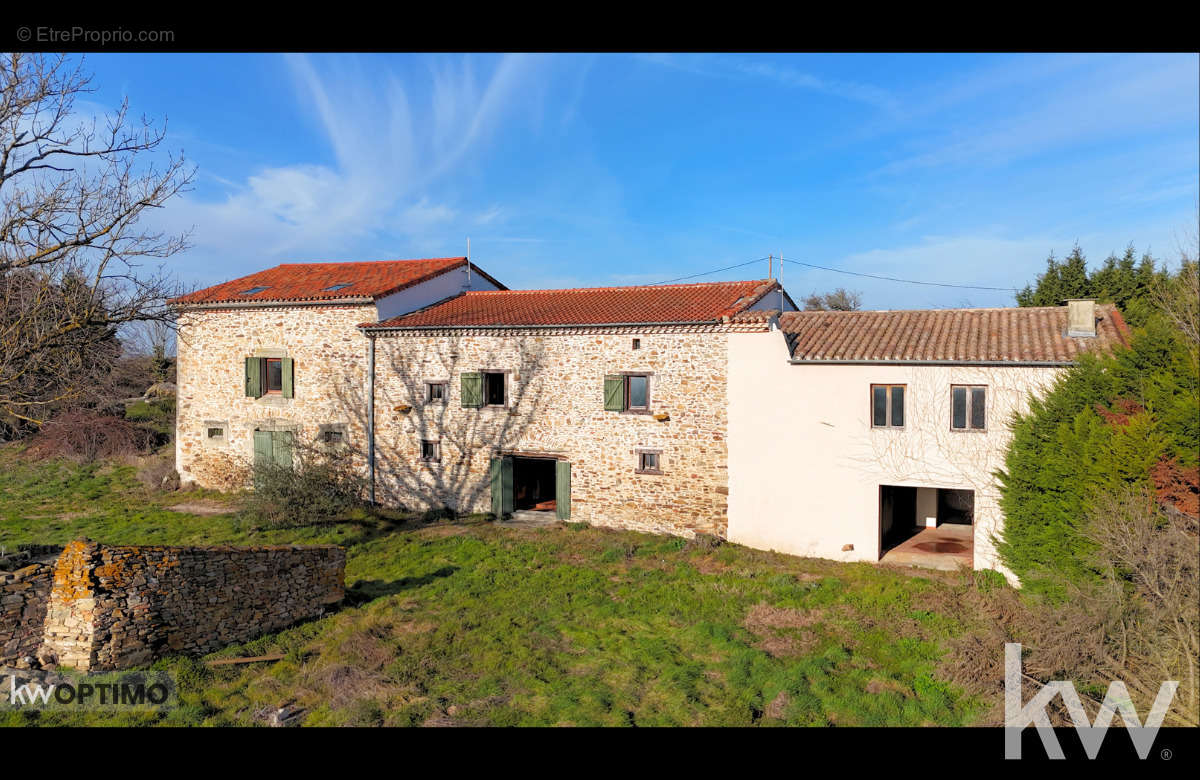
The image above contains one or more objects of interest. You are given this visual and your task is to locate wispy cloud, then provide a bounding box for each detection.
[152,53,557,282]
[636,53,896,110]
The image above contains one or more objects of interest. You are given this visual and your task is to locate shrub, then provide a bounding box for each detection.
[25,409,154,462]
[134,452,180,492]
[241,448,367,528]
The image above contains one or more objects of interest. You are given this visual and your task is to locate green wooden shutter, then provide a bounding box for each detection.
[272,430,293,468]
[246,357,262,398]
[461,372,483,408]
[555,461,571,520]
[253,430,273,467]
[604,375,626,411]
[281,357,294,399]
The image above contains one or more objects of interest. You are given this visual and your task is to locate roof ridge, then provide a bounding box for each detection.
[449,278,775,297]
[276,257,467,267]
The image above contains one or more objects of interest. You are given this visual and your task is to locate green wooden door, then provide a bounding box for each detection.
[253,430,274,467]
[555,461,571,520]
[490,456,513,519]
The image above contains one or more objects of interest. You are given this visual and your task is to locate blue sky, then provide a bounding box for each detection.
[85,52,1199,309]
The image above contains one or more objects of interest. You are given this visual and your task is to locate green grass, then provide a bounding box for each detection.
[0,447,989,727]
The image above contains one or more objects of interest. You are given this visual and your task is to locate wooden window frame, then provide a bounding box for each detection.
[950,384,988,432]
[420,439,441,463]
[870,384,906,429]
[263,357,284,395]
[631,338,641,350]
[622,371,653,415]
[635,448,663,475]
[481,370,509,408]
[425,381,448,404]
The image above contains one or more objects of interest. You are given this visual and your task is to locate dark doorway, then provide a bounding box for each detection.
[879,485,917,552]
[513,456,557,512]
[938,488,975,524]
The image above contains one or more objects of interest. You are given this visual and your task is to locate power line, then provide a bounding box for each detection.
[650,254,1021,293]
[651,256,770,285]
[781,258,1020,292]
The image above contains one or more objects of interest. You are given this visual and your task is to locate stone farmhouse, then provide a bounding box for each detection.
[171,257,1130,579]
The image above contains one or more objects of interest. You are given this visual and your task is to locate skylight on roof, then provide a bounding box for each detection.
[323,283,353,292]
[239,286,270,295]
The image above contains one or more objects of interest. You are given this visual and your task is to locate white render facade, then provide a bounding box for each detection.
[726,325,1061,582]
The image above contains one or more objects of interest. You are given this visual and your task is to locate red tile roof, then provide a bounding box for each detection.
[779,303,1131,364]
[170,258,504,305]
[366,279,780,329]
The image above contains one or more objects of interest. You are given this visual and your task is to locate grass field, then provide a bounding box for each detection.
[0,447,999,727]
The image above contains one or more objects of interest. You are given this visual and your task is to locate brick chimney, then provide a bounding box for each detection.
[1065,299,1097,338]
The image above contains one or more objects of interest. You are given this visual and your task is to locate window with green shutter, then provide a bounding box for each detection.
[246,356,293,399]
[461,372,483,408]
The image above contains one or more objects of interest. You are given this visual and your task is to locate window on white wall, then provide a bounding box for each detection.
[951,385,987,431]
[871,384,905,429]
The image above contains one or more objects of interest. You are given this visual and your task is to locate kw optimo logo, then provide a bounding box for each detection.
[3,669,177,711]
[1004,643,1179,760]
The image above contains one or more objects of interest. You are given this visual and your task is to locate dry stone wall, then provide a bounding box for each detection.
[39,540,345,671]
[0,563,53,667]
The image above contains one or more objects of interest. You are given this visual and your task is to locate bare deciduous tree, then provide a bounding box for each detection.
[803,288,862,311]
[0,53,194,429]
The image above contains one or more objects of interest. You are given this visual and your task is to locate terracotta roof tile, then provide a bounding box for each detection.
[170,258,504,305]
[779,304,1130,364]
[367,279,779,329]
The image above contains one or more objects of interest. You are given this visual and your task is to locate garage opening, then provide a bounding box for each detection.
[514,456,557,512]
[879,485,973,571]
[490,455,572,521]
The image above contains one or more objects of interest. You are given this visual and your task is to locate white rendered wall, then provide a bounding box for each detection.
[726,328,1062,581]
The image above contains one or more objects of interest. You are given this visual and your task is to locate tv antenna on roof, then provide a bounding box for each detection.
[466,237,472,289]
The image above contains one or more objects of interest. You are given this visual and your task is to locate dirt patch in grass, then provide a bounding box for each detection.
[165,499,235,516]
[692,555,731,575]
[764,690,790,720]
[743,603,825,658]
[866,678,910,696]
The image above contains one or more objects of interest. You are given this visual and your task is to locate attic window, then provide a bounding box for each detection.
[239,286,270,295]
[323,283,353,292]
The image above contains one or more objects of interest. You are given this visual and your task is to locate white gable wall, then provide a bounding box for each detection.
[726,327,1061,581]
[374,265,503,322]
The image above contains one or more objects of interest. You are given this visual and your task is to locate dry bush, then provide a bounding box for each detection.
[133,452,179,492]
[241,445,367,528]
[935,486,1199,727]
[25,409,153,462]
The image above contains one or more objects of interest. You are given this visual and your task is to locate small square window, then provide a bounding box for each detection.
[636,449,662,474]
[632,338,641,350]
[322,430,344,444]
[207,427,225,439]
[426,382,447,403]
[420,440,441,462]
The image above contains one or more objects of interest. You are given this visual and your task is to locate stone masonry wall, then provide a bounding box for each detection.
[40,540,345,671]
[371,328,732,537]
[176,303,735,538]
[175,305,372,490]
[0,563,53,667]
